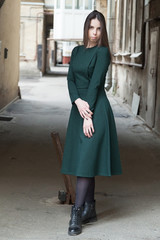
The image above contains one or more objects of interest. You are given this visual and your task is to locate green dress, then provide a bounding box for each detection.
[61,45,122,177]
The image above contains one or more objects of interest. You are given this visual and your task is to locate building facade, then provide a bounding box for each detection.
[112,0,160,134]
[20,0,45,76]
[20,0,54,76]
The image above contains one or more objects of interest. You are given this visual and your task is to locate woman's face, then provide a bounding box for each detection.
[88,18,101,46]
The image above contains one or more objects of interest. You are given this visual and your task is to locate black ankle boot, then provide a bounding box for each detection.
[68,205,82,236]
[82,200,97,224]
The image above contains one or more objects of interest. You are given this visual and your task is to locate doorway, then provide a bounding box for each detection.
[146,27,159,132]
[41,11,53,75]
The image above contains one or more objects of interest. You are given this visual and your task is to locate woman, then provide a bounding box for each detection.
[61,10,122,236]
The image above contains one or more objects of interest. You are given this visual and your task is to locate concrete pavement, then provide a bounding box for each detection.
[0,75,160,240]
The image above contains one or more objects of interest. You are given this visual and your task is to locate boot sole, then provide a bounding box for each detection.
[68,230,82,236]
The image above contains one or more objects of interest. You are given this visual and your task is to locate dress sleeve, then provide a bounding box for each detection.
[86,47,111,111]
[67,46,80,104]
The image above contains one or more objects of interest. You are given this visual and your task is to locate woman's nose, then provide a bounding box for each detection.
[93,29,96,35]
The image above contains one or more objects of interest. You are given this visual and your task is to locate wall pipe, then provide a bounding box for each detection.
[30,6,44,17]
[105,0,116,91]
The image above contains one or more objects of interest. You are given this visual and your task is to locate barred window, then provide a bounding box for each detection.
[116,0,144,53]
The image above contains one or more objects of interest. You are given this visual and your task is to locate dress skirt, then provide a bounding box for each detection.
[61,88,122,177]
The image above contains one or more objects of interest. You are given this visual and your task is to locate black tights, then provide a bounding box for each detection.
[75,176,95,208]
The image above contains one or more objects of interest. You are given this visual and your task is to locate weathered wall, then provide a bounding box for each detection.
[111,0,160,134]
[0,0,20,110]
[95,0,107,21]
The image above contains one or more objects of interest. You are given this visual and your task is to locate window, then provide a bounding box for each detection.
[56,0,60,8]
[65,0,72,9]
[85,0,92,10]
[75,0,83,9]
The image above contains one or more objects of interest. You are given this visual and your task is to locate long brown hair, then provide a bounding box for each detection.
[83,10,111,58]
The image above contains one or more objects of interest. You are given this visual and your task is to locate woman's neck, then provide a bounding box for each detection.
[86,42,97,48]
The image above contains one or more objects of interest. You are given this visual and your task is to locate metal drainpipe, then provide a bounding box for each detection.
[105,0,116,92]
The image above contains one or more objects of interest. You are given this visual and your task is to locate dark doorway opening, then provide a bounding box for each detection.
[42,11,54,75]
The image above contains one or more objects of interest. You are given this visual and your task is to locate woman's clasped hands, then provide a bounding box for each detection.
[75,98,94,138]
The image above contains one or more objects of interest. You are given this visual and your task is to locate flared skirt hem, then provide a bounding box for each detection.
[61,170,122,177]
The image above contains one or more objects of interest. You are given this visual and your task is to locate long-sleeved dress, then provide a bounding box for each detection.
[61,45,122,177]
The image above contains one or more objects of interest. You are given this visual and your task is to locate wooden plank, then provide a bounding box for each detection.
[132,92,140,116]
[51,132,75,204]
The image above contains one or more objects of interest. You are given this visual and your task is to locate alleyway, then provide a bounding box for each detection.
[0,75,160,240]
